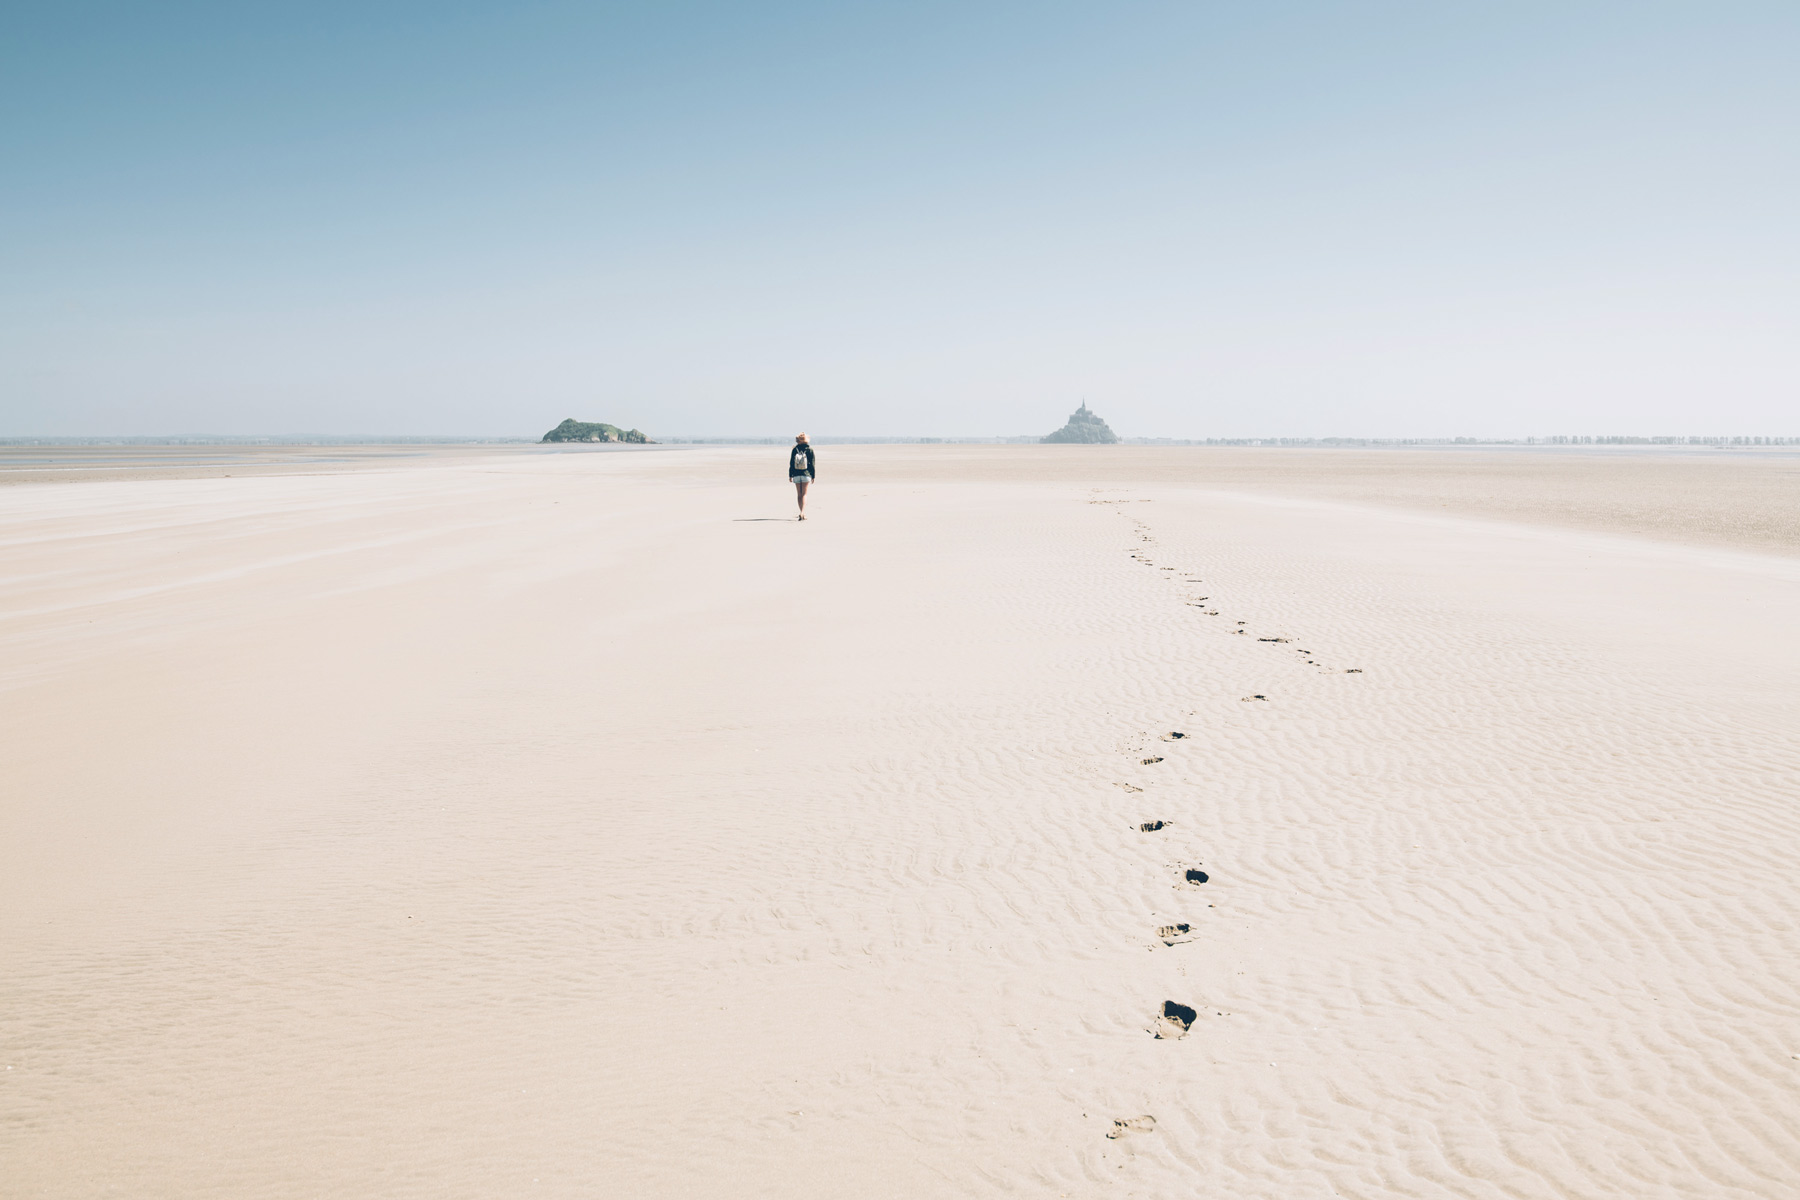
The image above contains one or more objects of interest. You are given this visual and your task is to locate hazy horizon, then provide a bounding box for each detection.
[5,3,1798,440]
[7,427,1798,447]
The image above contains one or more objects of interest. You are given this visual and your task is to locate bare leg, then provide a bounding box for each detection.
[794,479,809,518]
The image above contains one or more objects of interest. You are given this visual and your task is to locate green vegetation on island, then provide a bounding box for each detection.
[1041,403,1118,444]
[542,419,652,444]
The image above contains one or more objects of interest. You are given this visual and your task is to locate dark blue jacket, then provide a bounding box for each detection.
[788,443,816,478]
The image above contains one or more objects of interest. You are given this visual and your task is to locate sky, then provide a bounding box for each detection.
[3,1,1797,439]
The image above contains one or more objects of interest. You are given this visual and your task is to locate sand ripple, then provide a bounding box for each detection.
[3,451,1798,1197]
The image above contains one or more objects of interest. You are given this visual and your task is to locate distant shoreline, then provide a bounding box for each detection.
[4,433,1796,448]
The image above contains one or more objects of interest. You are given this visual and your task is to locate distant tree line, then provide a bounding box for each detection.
[1124,435,1799,447]
[1524,435,1797,446]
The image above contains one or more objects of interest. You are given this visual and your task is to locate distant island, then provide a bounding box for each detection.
[1041,403,1118,444]
[541,419,652,444]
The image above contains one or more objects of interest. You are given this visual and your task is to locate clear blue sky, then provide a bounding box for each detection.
[3,2,1796,438]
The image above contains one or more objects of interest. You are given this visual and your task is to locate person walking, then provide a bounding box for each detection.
[788,433,816,520]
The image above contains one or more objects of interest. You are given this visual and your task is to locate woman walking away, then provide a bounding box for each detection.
[789,433,816,520]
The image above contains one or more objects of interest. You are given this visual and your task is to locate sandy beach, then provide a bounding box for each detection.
[4,444,1798,1198]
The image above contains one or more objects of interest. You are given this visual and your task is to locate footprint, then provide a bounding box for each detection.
[1240,694,1267,702]
[1141,756,1163,765]
[1184,868,1209,884]
[1159,731,1187,741]
[1345,668,1363,674]
[1257,637,1290,643]
[1153,1001,1198,1039]
[1106,1115,1157,1139]
[1139,820,1166,832]
[1157,922,1192,944]
[1116,782,1144,793]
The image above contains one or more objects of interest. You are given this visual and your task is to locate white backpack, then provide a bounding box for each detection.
[792,447,809,472]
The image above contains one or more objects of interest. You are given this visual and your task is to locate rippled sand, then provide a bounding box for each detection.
[4,446,1798,1198]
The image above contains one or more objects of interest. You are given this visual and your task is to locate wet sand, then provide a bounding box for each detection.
[3,445,1798,1198]
[6,442,1798,556]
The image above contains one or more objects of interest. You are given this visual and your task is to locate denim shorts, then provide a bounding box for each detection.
[790,474,813,484]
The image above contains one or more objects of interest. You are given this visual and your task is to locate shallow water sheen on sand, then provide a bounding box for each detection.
[3,447,1799,1198]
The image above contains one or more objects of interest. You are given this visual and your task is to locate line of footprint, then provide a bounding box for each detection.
[1090,491,1363,1142]
[1097,496,1364,678]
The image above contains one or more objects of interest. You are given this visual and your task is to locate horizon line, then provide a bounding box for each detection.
[4,433,1800,449]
